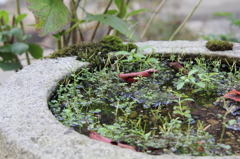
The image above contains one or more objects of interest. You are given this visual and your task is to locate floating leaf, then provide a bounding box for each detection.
[223,90,240,102]
[84,14,139,41]
[26,0,71,36]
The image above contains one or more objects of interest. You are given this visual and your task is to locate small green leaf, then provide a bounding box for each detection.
[84,14,139,41]
[126,9,149,19]
[196,82,205,88]
[133,53,145,58]
[15,14,27,26]
[26,0,71,36]
[177,82,185,90]
[105,9,118,15]
[173,110,181,114]
[115,51,130,55]
[228,119,236,125]
[11,42,29,55]
[139,45,153,53]
[27,43,43,59]
[147,57,159,63]
[214,12,232,17]
[188,69,198,76]
[0,10,9,25]
[0,61,21,71]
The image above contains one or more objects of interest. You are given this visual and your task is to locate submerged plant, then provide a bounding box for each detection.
[48,53,240,156]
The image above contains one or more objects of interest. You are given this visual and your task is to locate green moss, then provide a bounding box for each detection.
[206,40,233,51]
[47,35,138,68]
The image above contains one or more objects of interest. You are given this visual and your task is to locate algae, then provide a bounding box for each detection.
[47,35,138,68]
[206,40,233,51]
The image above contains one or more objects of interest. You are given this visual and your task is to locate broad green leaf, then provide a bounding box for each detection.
[126,9,149,19]
[9,28,30,42]
[0,52,15,61]
[114,0,126,18]
[0,44,12,52]
[27,43,43,59]
[188,69,198,76]
[15,14,27,26]
[0,10,9,25]
[11,42,29,55]
[0,61,21,71]
[26,0,71,37]
[84,14,139,41]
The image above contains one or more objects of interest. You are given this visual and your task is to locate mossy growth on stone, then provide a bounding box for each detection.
[206,40,233,51]
[47,35,138,68]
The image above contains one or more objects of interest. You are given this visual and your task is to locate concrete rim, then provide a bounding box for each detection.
[0,41,240,159]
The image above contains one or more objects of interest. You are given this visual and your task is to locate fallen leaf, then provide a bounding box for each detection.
[206,119,219,125]
[118,68,160,83]
[223,90,240,102]
[89,131,112,143]
[166,62,188,75]
[89,131,136,151]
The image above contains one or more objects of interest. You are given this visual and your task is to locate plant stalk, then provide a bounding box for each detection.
[90,0,113,41]
[140,0,167,39]
[169,0,202,41]
[16,0,31,65]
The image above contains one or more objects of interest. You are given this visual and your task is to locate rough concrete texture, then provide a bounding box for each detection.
[0,41,240,159]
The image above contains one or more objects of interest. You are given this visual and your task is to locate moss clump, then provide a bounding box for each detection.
[47,35,138,68]
[206,40,233,51]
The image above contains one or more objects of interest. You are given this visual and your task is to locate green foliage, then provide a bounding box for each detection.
[214,12,240,27]
[26,0,71,37]
[0,10,43,71]
[47,35,138,68]
[171,92,194,121]
[206,40,233,51]
[84,14,139,42]
[200,12,240,42]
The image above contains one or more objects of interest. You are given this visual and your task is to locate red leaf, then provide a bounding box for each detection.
[89,131,136,151]
[167,62,188,75]
[223,90,240,102]
[89,131,112,143]
[118,68,160,83]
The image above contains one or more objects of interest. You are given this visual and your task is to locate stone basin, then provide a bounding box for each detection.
[0,41,240,159]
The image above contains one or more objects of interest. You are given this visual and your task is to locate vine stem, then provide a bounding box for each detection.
[169,0,202,41]
[16,0,30,66]
[140,0,167,39]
